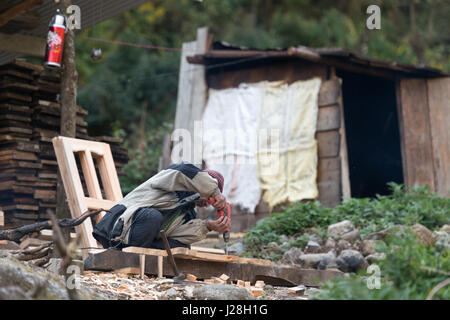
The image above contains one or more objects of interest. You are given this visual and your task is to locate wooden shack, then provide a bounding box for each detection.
[172,28,449,229]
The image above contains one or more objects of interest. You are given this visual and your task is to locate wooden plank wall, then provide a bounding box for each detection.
[172,27,209,168]
[397,77,450,197]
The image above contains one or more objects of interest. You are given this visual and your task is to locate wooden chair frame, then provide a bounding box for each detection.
[52,136,123,257]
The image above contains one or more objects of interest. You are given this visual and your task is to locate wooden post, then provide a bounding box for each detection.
[56,0,78,235]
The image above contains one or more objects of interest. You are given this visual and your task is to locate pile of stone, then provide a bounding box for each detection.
[279,220,450,274]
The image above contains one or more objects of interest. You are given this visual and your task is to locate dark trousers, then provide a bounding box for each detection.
[126,207,190,249]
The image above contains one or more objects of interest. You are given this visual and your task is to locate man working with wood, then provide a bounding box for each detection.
[93,162,230,250]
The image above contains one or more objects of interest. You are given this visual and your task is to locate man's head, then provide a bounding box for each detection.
[203,169,224,193]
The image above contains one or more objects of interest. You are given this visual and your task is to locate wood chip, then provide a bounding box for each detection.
[236,280,245,287]
[204,279,214,283]
[244,281,251,290]
[255,280,265,288]
[288,285,306,296]
[219,274,230,281]
[212,277,225,284]
[186,273,197,282]
[251,287,264,297]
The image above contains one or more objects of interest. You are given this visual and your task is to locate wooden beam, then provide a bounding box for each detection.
[0,32,45,57]
[0,0,44,27]
[85,249,343,287]
[123,246,239,263]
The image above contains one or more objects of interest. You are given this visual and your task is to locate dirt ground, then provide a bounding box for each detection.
[78,232,318,300]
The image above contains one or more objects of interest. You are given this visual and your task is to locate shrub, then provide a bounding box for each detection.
[243,183,449,259]
[311,232,450,300]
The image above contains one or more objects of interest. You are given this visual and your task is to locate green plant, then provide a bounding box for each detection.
[311,232,450,300]
[243,183,450,259]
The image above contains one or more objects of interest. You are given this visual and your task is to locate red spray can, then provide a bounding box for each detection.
[44,9,67,68]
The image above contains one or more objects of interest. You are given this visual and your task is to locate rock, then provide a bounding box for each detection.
[166,288,177,298]
[281,247,303,265]
[328,220,356,240]
[340,229,360,242]
[46,258,84,275]
[323,238,336,252]
[0,255,103,299]
[337,239,351,252]
[365,253,386,263]
[336,250,368,272]
[183,286,195,299]
[304,241,321,253]
[361,239,377,256]
[267,242,284,254]
[298,251,336,269]
[263,284,274,294]
[411,223,435,246]
[440,224,450,233]
[192,284,253,300]
[308,234,323,245]
[317,255,338,270]
[433,231,450,251]
[227,242,244,255]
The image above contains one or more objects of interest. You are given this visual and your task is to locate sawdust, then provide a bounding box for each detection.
[79,271,315,300]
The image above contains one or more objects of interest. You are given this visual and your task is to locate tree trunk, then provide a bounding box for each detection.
[56,0,77,243]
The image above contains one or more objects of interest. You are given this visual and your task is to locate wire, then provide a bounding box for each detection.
[79,35,182,52]
[81,54,270,89]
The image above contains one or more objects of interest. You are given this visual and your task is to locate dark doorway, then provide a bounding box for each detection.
[337,70,403,198]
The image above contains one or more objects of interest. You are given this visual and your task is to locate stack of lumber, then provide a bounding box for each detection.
[0,60,41,223]
[0,59,129,226]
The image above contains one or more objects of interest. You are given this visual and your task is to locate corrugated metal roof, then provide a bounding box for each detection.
[188,41,449,78]
[0,0,148,64]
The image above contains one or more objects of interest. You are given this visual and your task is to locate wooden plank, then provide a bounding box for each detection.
[397,79,435,189]
[316,130,340,158]
[52,137,103,257]
[0,0,43,27]
[123,246,239,263]
[85,249,343,287]
[335,74,351,200]
[84,197,115,210]
[317,157,342,207]
[0,210,4,227]
[316,104,340,132]
[427,78,450,197]
[78,150,103,199]
[190,246,225,254]
[95,146,123,202]
[0,32,45,57]
[318,79,340,107]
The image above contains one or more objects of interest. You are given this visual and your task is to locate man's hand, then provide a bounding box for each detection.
[211,193,226,211]
[206,216,231,233]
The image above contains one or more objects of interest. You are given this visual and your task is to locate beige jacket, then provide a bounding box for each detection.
[113,163,221,245]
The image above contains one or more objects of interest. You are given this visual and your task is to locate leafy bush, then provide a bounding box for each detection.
[243,183,450,259]
[311,232,450,300]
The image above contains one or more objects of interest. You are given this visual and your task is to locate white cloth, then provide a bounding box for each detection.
[201,78,322,211]
[202,84,262,212]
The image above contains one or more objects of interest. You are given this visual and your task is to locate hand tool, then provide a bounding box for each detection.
[208,197,231,255]
[159,229,186,282]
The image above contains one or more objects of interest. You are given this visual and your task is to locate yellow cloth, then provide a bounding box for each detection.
[258,78,321,208]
